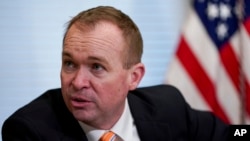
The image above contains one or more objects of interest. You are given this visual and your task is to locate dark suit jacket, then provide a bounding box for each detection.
[2,85,229,141]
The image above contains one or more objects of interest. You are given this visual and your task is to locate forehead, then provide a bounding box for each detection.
[64,21,126,51]
[63,22,127,64]
[64,21,125,44]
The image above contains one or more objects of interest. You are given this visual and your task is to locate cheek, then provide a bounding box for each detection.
[97,84,127,109]
[60,72,74,102]
[61,71,73,87]
[98,72,129,97]
[60,73,69,93]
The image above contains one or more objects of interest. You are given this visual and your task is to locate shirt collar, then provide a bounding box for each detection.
[110,98,133,140]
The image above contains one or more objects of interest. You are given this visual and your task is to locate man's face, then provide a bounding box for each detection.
[61,22,136,129]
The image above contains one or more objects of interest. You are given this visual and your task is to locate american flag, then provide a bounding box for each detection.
[165,0,250,124]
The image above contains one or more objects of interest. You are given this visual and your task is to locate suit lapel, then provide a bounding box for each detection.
[128,93,172,141]
[135,121,171,141]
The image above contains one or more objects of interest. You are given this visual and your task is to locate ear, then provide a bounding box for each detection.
[128,63,145,90]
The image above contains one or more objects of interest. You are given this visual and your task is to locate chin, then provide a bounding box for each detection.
[72,109,93,122]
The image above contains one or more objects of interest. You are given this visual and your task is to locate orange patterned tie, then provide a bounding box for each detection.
[99,131,119,141]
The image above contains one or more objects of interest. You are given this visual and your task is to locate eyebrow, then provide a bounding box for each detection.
[62,51,72,58]
[87,56,109,65]
[62,50,109,66]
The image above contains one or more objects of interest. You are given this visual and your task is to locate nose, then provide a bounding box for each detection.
[72,67,90,90]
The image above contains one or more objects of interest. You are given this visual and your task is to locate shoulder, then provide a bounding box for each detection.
[130,84,187,106]
[128,84,189,118]
[3,88,63,124]
[2,89,65,140]
[129,85,229,140]
[2,88,85,140]
[10,88,62,117]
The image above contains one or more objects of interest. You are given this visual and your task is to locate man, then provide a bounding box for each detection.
[2,6,229,141]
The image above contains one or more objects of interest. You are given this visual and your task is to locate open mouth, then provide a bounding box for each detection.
[71,97,92,108]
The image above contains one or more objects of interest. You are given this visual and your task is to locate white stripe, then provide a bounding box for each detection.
[110,134,116,141]
[241,25,250,81]
[230,31,241,58]
[216,64,242,124]
[166,57,210,111]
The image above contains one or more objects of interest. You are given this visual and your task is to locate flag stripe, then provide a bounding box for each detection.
[219,43,240,93]
[177,36,230,123]
[244,19,250,35]
[166,58,211,111]
[216,65,241,123]
[245,79,250,112]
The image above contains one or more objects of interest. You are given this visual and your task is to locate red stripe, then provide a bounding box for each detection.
[243,18,250,36]
[176,36,230,123]
[219,42,240,93]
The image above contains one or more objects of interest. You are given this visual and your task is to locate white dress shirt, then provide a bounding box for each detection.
[78,98,140,141]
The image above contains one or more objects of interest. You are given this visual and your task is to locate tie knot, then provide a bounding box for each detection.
[99,131,117,141]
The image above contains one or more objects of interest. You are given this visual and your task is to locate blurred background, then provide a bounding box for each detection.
[1,0,250,139]
[0,0,189,138]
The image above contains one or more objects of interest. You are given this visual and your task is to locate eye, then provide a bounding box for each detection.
[65,61,74,67]
[92,63,105,72]
[63,60,76,72]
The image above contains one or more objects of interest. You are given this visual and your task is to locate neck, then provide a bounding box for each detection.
[88,101,126,130]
